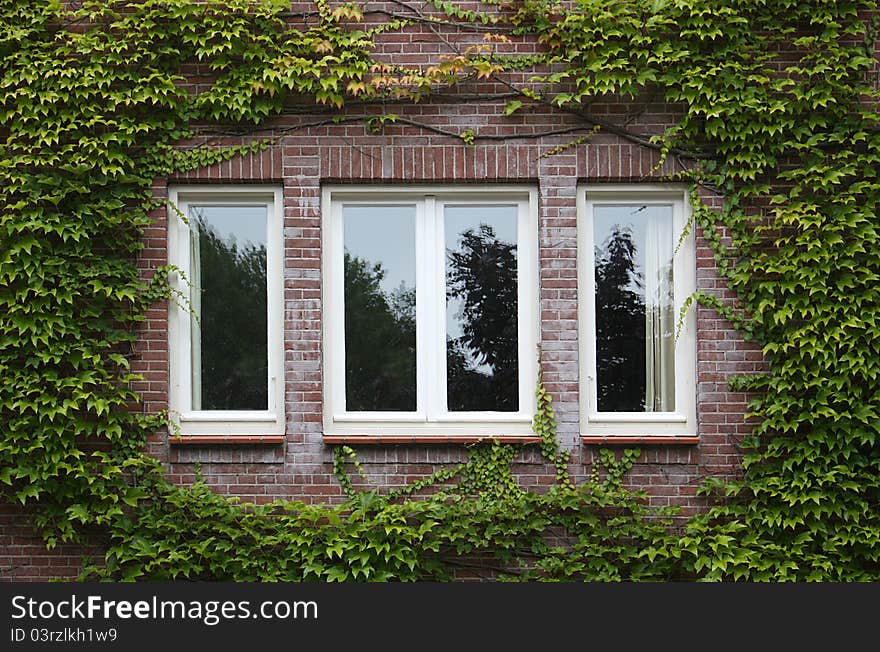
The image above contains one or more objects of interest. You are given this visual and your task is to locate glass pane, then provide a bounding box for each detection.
[593,204,675,412]
[445,205,518,412]
[190,204,268,411]
[344,205,417,411]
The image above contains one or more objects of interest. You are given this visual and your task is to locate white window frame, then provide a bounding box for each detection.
[322,185,539,436]
[578,184,697,437]
[167,185,285,437]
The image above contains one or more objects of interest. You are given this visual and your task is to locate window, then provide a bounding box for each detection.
[322,186,538,436]
[578,185,696,438]
[168,186,284,437]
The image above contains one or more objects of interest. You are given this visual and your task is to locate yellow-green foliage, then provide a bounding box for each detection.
[2,0,879,581]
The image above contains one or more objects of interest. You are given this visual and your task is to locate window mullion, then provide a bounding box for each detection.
[416,197,436,422]
[424,195,448,422]
[434,197,448,420]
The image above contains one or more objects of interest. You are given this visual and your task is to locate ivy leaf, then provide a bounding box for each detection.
[503,100,523,116]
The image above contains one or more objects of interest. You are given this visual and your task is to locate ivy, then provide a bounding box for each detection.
[2,0,880,581]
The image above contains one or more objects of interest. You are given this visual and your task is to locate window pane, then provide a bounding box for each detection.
[344,205,417,411]
[445,205,518,412]
[190,205,268,411]
[593,204,675,412]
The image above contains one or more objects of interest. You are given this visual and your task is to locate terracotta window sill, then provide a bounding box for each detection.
[323,435,542,445]
[169,435,285,445]
[580,435,699,445]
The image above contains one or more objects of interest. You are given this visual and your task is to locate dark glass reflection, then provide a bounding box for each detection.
[191,205,267,411]
[344,205,417,411]
[446,205,518,412]
[593,205,674,412]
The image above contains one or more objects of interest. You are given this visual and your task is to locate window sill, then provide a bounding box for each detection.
[169,435,285,445]
[323,434,542,445]
[580,435,699,445]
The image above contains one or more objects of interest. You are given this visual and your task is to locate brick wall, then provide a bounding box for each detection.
[0,505,106,582]
[2,2,764,580]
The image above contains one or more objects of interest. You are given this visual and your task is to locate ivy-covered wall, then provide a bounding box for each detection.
[2,0,878,582]
[135,0,753,514]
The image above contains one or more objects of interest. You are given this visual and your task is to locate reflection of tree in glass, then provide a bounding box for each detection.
[446,224,518,411]
[196,218,267,410]
[594,226,646,411]
[344,252,416,411]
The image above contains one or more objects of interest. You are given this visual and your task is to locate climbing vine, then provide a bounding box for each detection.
[2,0,879,581]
